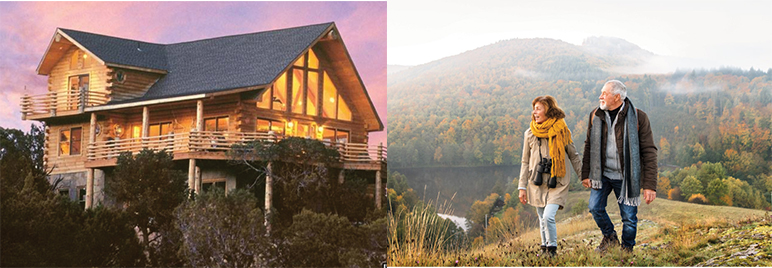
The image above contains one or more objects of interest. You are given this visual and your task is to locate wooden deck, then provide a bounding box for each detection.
[84,131,386,171]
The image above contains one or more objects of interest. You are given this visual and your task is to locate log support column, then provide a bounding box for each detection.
[141,106,149,138]
[188,100,204,197]
[265,162,273,236]
[86,112,97,209]
[375,170,382,209]
[188,159,196,195]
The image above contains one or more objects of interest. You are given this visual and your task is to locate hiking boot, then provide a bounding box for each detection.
[622,245,633,253]
[595,233,620,253]
[547,246,557,257]
[540,245,547,255]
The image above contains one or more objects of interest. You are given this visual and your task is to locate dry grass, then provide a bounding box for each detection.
[389,189,771,266]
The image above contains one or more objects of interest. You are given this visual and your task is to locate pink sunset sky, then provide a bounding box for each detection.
[0,1,387,146]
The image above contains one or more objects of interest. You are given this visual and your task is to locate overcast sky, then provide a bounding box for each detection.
[388,0,772,70]
[0,1,386,145]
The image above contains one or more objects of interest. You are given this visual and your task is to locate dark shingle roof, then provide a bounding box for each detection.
[60,29,169,71]
[61,23,333,103]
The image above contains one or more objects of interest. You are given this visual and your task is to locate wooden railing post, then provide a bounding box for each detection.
[49,92,57,116]
[21,94,28,120]
[377,142,383,162]
[79,88,86,113]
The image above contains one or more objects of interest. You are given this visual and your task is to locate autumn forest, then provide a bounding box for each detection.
[387,37,772,210]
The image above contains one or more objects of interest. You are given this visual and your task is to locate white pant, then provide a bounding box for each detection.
[536,204,560,247]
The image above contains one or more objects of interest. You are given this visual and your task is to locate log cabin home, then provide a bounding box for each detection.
[21,22,386,210]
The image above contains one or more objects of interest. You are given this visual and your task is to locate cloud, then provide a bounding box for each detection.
[659,77,724,95]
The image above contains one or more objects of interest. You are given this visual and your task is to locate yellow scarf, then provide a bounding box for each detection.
[530,118,572,178]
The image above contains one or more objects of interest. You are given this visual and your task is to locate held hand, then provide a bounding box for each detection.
[582,179,591,188]
[644,189,656,204]
[518,189,527,205]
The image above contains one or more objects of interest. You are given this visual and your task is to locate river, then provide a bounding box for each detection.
[391,165,521,218]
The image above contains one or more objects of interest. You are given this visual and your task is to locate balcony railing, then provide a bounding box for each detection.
[87,133,191,160]
[21,89,109,119]
[87,131,386,164]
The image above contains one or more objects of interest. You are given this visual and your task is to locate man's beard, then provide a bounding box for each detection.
[599,101,608,110]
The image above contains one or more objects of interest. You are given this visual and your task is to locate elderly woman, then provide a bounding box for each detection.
[518,95,582,257]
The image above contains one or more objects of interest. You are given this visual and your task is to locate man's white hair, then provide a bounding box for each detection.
[605,80,627,100]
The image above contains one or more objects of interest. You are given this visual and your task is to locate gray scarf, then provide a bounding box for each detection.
[589,99,642,206]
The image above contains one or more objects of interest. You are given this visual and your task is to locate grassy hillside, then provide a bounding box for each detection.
[389,191,771,266]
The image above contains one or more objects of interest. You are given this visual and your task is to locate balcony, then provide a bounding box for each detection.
[86,131,386,170]
[21,89,109,120]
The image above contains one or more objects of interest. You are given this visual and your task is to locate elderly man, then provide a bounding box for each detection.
[581,80,658,253]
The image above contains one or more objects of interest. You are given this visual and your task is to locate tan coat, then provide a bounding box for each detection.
[518,128,582,209]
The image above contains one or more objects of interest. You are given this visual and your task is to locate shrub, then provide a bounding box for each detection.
[572,199,589,215]
[688,194,708,204]
[668,187,683,201]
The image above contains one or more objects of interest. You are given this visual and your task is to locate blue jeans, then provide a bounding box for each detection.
[588,176,638,248]
[536,204,560,247]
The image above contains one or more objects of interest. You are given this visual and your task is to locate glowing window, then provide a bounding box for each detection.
[130,125,141,139]
[308,49,319,69]
[148,122,172,137]
[307,71,319,116]
[257,118,284,135]
[59,127,82,155]
[271,121,285,136]
[297,123,310,138]
[336,130,349,144]
[256,119,271,133]
[292,69,304,114]
[322,128,336,142]
[322,71,338,119]
[293,54,305,67]
[59,129,71,155]
[204,117,229,132]
[338,97,352,121]
[256,87,271,109]
[272,72,287,111]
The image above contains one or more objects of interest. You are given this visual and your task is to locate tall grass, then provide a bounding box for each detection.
[388,193,462,266]
[389,189,771,266]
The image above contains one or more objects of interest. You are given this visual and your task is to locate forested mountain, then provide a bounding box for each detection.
[388,36,772,209]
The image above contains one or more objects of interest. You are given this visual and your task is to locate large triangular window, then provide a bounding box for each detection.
[257,49,352,121]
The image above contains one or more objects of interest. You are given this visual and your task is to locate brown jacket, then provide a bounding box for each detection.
[581,98,658,191]
[518,129,583,209]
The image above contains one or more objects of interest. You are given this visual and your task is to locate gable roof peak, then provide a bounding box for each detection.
[167,22,335,46]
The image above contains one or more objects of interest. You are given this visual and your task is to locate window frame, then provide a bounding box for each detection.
[59,126,83,156]
[256,118,285,136]
[203,116,229,132]
[78,186,86,210]
[67,74,89,110]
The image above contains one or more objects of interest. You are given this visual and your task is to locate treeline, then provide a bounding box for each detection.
[1,126,386,267]
[658,162,771,210]
[389,64,772,171]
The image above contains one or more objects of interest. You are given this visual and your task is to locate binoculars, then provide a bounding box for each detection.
[534,158,558,188]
